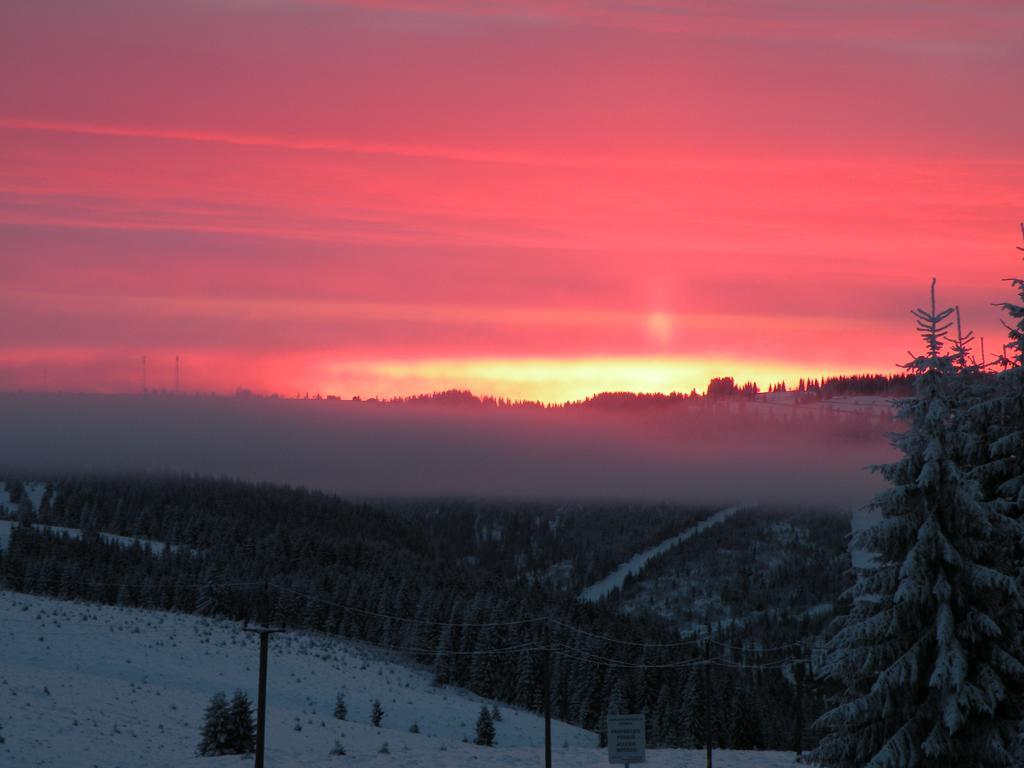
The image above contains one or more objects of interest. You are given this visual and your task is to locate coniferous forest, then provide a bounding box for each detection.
[1,476,830,751]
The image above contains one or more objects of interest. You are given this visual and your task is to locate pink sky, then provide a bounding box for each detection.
[1,0,1022,401]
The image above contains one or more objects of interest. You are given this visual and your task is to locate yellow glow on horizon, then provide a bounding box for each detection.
[316,356,875,404]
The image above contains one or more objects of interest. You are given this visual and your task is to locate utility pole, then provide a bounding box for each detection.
[243,624,285,768]
[704,640,712,768]
[794,656,806,761]
[543,622,552,768]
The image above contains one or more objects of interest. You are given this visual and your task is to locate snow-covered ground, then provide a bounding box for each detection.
[579,505,750,603]
[0,590,799,767]
[0,481,47,515]
[0,519,190,556]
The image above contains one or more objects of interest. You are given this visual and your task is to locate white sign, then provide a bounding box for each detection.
[607,714,646,764]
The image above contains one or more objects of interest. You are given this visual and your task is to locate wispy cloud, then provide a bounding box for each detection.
[0,116,595,168]
[307,0,1024,43]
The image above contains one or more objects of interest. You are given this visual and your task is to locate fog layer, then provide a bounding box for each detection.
[0,394,895,506]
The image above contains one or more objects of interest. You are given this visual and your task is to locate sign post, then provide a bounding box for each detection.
[607,714,646,767]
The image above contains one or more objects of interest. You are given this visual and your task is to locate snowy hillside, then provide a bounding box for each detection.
[0,590,799,767]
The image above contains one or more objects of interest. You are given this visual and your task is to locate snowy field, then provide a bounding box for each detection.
[0,590,799,767]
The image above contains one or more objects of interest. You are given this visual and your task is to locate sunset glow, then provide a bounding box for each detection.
[2,1,1022,402]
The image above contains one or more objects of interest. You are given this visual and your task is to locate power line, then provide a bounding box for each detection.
[549,618,707,649]
[6,574,264,590]
[2,586,816,673]
[272,585,547,628]
[4,576,821,666]
[550,617,814,655]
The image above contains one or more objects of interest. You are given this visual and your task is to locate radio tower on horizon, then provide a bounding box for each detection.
[175,355,180,394]
[142,355,147,394]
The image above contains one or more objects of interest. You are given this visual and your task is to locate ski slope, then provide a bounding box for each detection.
[0,590,799,767]
[579,504,751,603]
[0,481,192,555]
[0,519,191,556]
[0,481,46,515]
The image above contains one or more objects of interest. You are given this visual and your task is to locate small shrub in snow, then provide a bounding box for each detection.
[409,722,420,734]
[378,742,390,754]
[370,699,384,727]
[328,739,346,756]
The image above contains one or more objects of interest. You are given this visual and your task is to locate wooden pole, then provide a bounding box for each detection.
[544,624,552,768]
[256,631,269,768]
[794,658,806,760]
[704,641,712,768]
[243,625,285,768]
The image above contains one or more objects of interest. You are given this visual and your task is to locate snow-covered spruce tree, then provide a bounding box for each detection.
[979,231,1024,511]
[197,692,231,756]
[812,279,1024,767]
[969,230,1024,756]
[226,690,255,755]
[474,705,496,746]
[333,691,347,720]
[371,698,384,727]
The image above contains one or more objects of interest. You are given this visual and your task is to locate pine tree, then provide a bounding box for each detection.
[197,692,231,756]
[16,495,33,526]
[226,690,255,755]
[333,691,347,720]
[680,667,704,748]
[981,230,1024,510]
[474,705,496,746]
[513,647,539,710]
[995,224,1024,368]
[432,608,458,687]
[371,699,384,727]
[812,279,1024,767]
